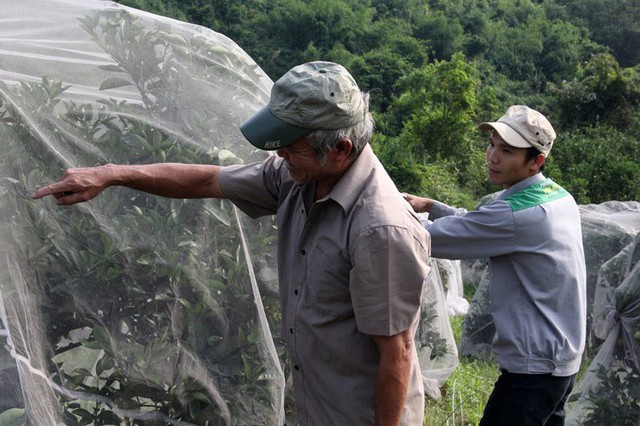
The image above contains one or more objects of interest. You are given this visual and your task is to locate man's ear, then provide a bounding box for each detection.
[333,138,354,161]
[532,153,546,171]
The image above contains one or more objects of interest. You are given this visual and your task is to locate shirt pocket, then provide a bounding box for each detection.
[305,243,352,318]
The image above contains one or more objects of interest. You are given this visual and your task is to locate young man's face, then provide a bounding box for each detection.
[485,132,539,189]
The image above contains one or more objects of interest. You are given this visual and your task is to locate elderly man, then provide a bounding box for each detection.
[33,61,431,425]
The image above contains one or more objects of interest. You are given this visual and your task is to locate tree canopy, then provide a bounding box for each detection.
[116,0,640,206]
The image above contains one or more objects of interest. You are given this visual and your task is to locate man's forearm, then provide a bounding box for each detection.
[110,163,224,199]
[374,359,410,425]
[373,331,413,425]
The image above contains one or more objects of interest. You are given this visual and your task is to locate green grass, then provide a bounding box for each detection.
[424,316,500,426]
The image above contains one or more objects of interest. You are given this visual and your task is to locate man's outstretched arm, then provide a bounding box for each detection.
[32,163,224,205]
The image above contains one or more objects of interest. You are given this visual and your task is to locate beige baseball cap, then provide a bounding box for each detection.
[478,105,556,156]
[240,61,366,150]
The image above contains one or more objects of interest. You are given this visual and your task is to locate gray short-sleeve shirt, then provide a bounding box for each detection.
[219,144,431,425]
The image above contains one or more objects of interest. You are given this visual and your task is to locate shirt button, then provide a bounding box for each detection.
[294,289,299,295]
[294,365,300,370]
[300,249,306,255]
[289,328,294,334]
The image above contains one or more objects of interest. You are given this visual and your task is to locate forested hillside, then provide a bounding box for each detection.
[117,0,640,208]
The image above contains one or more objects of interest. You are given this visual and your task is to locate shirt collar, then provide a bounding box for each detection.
[318,144,375,213]
[498,173,547,200]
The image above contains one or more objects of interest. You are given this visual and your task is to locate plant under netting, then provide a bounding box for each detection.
[417,258,461,400]
[565,233,640,425]
[0,1,458,424]
[0,1,279,424]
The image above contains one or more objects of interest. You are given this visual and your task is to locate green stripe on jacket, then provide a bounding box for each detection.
[503,178,570,211]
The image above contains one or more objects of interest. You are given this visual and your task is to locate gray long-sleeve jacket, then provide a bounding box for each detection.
[426,173,586,376]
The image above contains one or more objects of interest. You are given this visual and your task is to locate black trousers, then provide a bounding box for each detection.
[479,370,576,426]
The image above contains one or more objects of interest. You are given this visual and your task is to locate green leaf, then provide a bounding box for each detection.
[218,149,241,165]
[82,341,102,350]
[72,408,94,422]
[177,297,192,309]
[98,64,125,73]
[96,354,115,375]
[99,77,132,91]
[152,128,162,146]
[136,253,156,265]
[161,32,188,47]
[92,325,112,350]
[203,202,231,227]
[97,410,121,424]
[0,408,26,426]
[190,391,212,404]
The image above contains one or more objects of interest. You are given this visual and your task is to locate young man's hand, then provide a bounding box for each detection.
[402,193,433,213]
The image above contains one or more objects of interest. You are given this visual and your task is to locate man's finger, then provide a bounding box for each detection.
[32,184,71,199]
[31,187,52,199]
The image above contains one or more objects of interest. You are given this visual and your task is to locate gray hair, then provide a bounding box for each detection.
[306,92,374,164]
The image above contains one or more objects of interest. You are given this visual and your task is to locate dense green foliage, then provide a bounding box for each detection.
[115,0,640,204]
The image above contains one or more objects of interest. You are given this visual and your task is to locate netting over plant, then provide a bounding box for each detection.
[565,233,640,425]
[1,1,279,424]
[0,1,458,424]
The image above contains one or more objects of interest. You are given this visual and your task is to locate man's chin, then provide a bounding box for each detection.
[287,171,306,185]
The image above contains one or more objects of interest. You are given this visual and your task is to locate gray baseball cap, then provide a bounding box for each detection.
[240,61,366,150]
[478,105,556,156]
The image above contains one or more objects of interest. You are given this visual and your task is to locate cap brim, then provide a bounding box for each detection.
[478,121,530,149]
[240,107,311,150]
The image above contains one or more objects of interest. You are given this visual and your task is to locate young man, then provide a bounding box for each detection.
[405,105,586,425]
[33,61,431,425]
